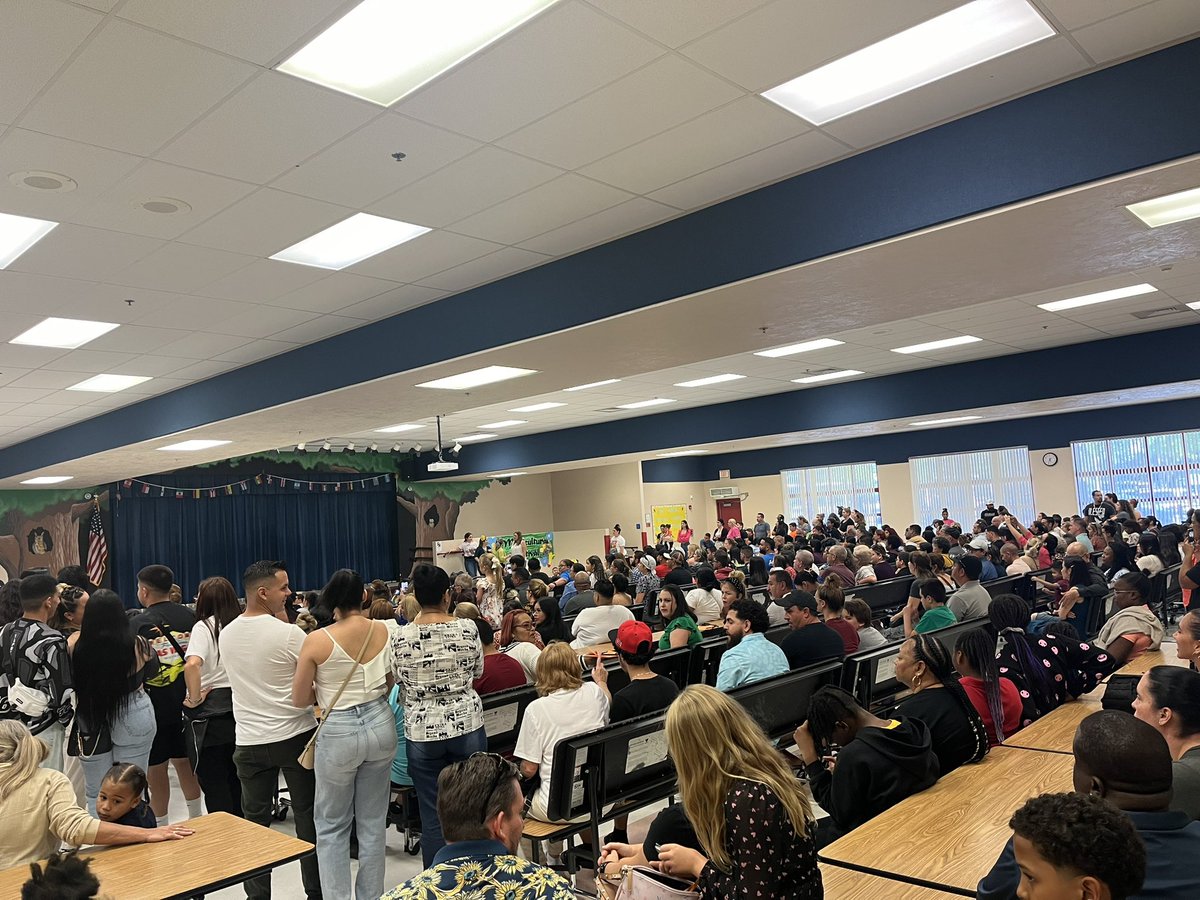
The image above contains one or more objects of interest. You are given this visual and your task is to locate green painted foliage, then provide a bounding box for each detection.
[0,488,100,521]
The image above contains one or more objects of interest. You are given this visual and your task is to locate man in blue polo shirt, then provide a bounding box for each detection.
[715,598,788,692]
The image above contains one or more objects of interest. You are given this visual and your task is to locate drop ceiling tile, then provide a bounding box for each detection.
[20,19,256,155]
[213,339,297,364]
[7,370,86,390]
[588,0,773,47]
[68,160,258,240]
[0,128,142,221]
[180,188,352,257]
[10,224,164,281]
[498,55,743,170]
[157,71,377,184]
[13,402,81,418]
[41,349,141,374]
[394,0,663,142]
[268,315,365,344]
[0,386,57,404]
[128,295,256,331]
[647,129,845,210]
[580,96,807,194]
[0,344,68,369]
[450,175,632,245]
[0,1,101,124]
[199,259,330,303]
[0,369,33,388]
[267,272,400,314]
[117,0,350,66]
[370,146,562,228]
[680,0,958,92]
[350,230,503,282]
[335,284,449,320]
[80,324,194,355]
[416,246,551,293]
[272,112,481,208]
[150,331,253,360]
[166,359,237,381]
[1041,0,1156,31]
[105,354,196,377]
[206,305,318,339]
[112,242,256,293]
[518,197,679,256]
[1070,0,1200,63]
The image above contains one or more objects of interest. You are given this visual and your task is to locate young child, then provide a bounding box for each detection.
[96,763,158,829]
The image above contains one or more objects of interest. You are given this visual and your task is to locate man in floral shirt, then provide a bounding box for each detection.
[382,753,573,899]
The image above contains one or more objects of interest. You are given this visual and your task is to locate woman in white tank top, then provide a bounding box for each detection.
[292,570,396,900]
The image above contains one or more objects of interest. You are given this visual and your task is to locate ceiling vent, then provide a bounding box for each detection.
[1131,305,1188,319]
[9,170,76,192]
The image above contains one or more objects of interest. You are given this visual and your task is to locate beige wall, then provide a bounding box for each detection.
[549,462,644,533]
[1030,446,1079,518]
[454,473,554,539]
[877,462,916,525]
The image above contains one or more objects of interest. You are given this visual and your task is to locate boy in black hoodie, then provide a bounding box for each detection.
[794,685,940,847]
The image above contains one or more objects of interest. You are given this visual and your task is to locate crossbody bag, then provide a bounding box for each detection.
[297,625,374,769]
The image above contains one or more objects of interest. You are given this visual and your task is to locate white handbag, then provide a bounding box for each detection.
[613,865,698,900]
[6,678,51,717]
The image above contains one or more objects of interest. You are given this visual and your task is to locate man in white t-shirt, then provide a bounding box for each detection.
[221,560,321,900]
[570,580,634,650]
[610,525,626,554]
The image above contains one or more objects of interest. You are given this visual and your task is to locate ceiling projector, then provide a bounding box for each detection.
[427,460,459,473]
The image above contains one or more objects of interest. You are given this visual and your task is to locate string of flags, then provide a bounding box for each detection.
[115,472,394,500]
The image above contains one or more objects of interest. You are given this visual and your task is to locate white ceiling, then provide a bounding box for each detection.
[1,0,1199,483]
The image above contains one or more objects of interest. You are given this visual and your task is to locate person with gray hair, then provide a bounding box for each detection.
[380,753,574,899]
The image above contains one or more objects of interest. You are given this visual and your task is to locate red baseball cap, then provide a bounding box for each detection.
[610,620,654,654]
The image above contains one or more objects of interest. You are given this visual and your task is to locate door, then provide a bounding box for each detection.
[716,499,742,530]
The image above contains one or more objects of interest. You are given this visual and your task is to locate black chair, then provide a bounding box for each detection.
[983,574,1024,599]
[727,659,843,740]
[479,683,538,757]
[688,632,729,686]
[846,576,915,616]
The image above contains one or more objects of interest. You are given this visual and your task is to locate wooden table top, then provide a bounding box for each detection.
[819,746,1074,893]
[0,812,313,900]
[820,863,967,899]
[1110,646,1192,677]
[1004,698,1102,754]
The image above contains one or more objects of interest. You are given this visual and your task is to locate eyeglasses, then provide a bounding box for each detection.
[469,752,518,823]
[513,622,535,631]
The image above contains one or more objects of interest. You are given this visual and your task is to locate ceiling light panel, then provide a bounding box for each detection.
[617,398,676,409]
[891,335,982,354]
[490,472,527,477]
[792,369,864,384]
[270,213,431,270]
[158,439,232,451]
[66,374,152,393]
[277,0,561,106]
[0,211,58,268]
[674,373,746,387]
[753,338,844,358]
[1126,186,1200,228]
[909,415,983,426]
[479,419,526,428]
[10,317,119,350]
[509,401,565,412]
[375,423,423,433]
[656,450,707,458]
[455,433,498,443]
[563,378,620,391]
[762,0,1054,125]
[1036,283,1157,312]
[21,476,73,484]
[417,366,537,390]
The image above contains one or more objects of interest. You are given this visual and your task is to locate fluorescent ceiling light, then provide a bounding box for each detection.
[509,401,565,412]
[891,335,981,354]
[1127,186,1200,228]
[674,373,746,388]
[617,398,676,410]
[21,476,73,484]
[66,374,151,393]
[490,472,527,478]
[656,450,707,458]
[792,369,864,384]
[417,366,537,390]
[278,0,560,106]
[0,212,57,269]
[479,419,526,428]
[762,0,1054,125]
[564,378,620,391]
[1036,283,1157,312]
[10,317,119,350]
[375,423,423,433]
[1187,301,1200,311]
[158,439,232,452]
[455,433,497,443]
[754,338,844,358]
[909,415,983,427]
[271,213,430,270]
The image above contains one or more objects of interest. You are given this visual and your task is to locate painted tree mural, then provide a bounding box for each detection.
[397,479,494,561]
[0,489,106,583]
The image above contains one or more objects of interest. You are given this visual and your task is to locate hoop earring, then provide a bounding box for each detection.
[913,674,923,690]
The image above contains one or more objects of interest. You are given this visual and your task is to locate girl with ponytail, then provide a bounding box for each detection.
[954,629,1023,745]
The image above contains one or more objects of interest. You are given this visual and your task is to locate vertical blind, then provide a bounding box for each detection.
[781,462,881,525]
[1073,430,1200,523]
[909,447,1034,526]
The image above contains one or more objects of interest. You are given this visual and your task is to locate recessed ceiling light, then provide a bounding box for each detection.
[158,439,232,452]
[564,378,620,391]
[509,401,565,412]
[792,369,864,384]
[139,197,191,215]
[754,338,844,358]
[490,471,527,478]
[1036,283,1157,312]
[66,374,152,393]
[20,475,73,484]
[762,0,1054,125]
[908,415,983,426]
[455,433,498,443]
[10,317,119,350]
[0,212,58,268]
[674,374,746,388]
[479,419,526,428]
[656,450,707,458]
[375,423,423,433]
[417,366,537,390]
[617,398,676,409]
[1126,186,1200,228]
[278,0,560,106]
[891,335,981,354]
[271,213,431,270]
[9,171,76,193]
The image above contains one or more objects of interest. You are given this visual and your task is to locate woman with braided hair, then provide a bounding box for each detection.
[954,628,1022,746]
[890,632,989,774]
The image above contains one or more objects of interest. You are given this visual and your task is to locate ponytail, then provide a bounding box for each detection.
[956,629,1008,742]
[909,633,989,763]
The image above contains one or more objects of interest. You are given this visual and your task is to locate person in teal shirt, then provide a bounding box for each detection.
[656,585,702,649]
[905,577,957,637]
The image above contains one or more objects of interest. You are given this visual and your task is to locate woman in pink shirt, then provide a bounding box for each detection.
[726,519,741,541]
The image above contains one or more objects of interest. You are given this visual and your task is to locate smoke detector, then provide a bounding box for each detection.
[138,197,191,215]
[10,171,76,192]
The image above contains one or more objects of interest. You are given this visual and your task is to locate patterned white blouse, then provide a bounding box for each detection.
[391,619,484,742]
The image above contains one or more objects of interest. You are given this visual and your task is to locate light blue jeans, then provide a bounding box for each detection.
[314,696,397,900]
[80,689,156,815]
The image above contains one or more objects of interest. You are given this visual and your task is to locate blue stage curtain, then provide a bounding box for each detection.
[111,474,398,605]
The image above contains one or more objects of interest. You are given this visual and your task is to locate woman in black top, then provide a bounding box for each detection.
[891,633,989,775]
[531,596,568,645]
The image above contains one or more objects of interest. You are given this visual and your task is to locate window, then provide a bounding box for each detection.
[910,447,1034,526]
[782,462,880,525]
[1072,431,1200,523]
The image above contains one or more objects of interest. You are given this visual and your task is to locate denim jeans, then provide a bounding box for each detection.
[234,729,321,899]
[80,689,156,814]
[314,697,397,900]
[407,726,487,867]
[36,721,66,773]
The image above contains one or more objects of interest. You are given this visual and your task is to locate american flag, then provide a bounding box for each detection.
[86,502,108,587]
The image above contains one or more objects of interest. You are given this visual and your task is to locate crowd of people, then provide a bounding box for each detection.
[0,492,1197,898]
